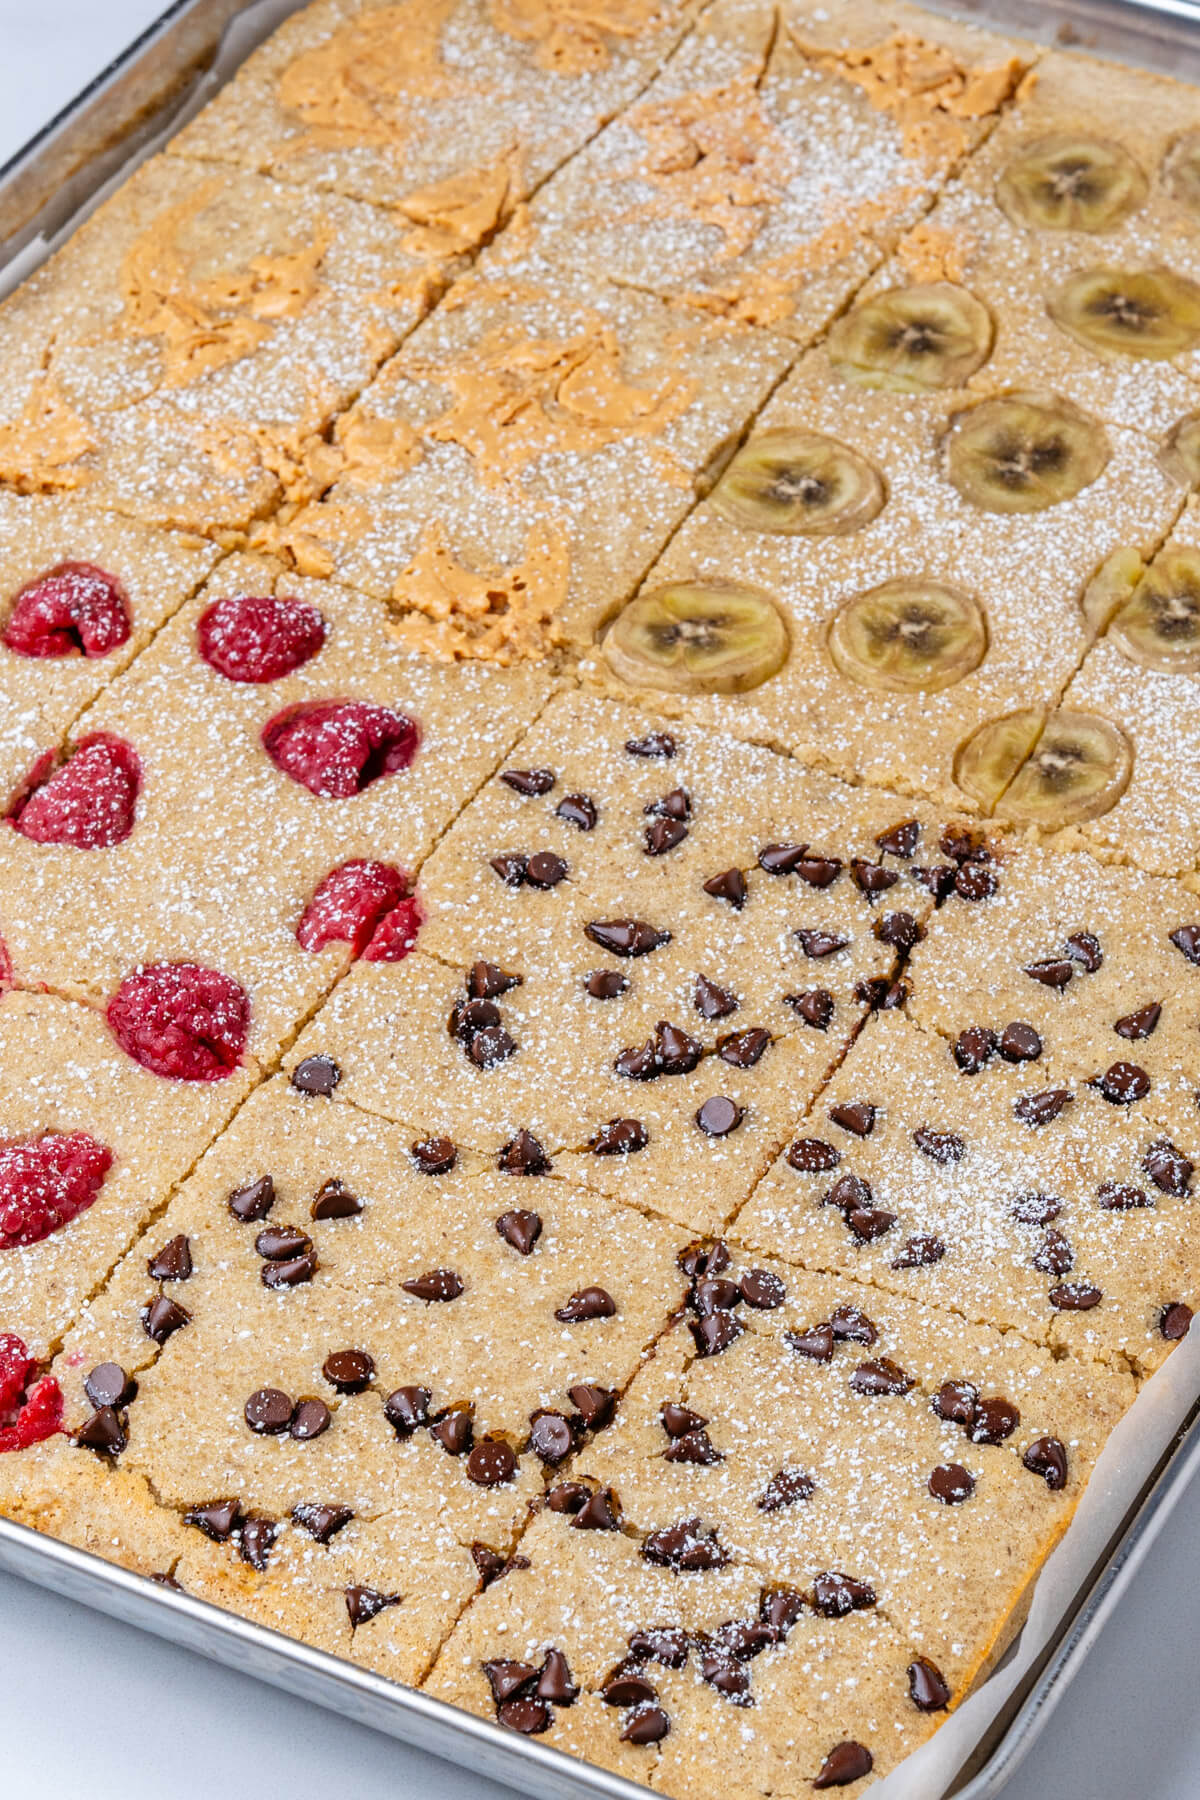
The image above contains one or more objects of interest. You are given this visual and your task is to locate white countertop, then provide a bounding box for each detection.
[2,3,1199,1795]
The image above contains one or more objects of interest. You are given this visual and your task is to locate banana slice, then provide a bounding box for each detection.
[1048,267,1200,360]
[1158,413,1200,486]
[828,579,987,692]
[954,710,1045,811]
[1163,130,1200,212]
[827,283,994,392]
[1107,551,1200,673]
[712,428,886,536]
[603,581,790,694]
[1080,547,1145,635]
[945,392,1109,512]
[997,711,1133,827]
[996,135,1147,233]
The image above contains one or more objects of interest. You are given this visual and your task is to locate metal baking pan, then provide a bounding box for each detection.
[3,1,1200,1795]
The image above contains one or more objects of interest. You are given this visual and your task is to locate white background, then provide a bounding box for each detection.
[2,2,1200,1795]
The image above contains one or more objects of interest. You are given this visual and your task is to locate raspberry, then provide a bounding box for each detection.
[0,1131,113,1249]
[296,860,411,956]
[0,1334,63,1452]
[10,733,142,849]
[262,700,419,798]
[3,562,131,659]
[362,895,423,963]
[107,962,250,1082]
[197,593,326,683]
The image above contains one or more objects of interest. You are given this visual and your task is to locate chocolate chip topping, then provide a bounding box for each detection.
[1066,931,1103,971]
[496,1208,542,1254]
[244,1387,294,1434]
[384,1385,431,1437]
[572,1488,620,1531]
[256,1223,312,1261]
[998,1021,1042,1063]
[664,1428,723,1465]
[345,1586,401,1629]
[602,1668,659,1707]
[644,815,687,855]
[786,987,834,1030]
[690,1311,744,1358]
[954,1025,997,1074]
[142,1294,190,1343]
[185,1499,240,1542]
[485,1659,537,1703]
[1050,1281,1102,1311]
[1145,1139,1194,1195]
[795,855,843,888]
[929,1462,975,1504]
[785,1323,835,1362]
[228,1175,275,1221]
[1161,1303,1193,1341]
[497,1130,551,1175]
[261,1251,318,1289]
[1033,1229,1075,1275]
[757,1467,816,1511]
[851,857,899,897]
[289,1398,331,1440]
[568,1384,615,1429]
[758,841,809,874]
[291,1054,340,1096]
[648,785,691,821]
[642,1519,729,1570]
[913,1127,965,1164]
[703,867,748,909]
[622,1706,670,1745]
[591,1117,649,1155]
[430,1408,473,1455]
[1015,1087,1074,1128]
[239,1517,277,1572]
[829,1100,876,1137]
[955,864,998,902]
[555,1285,616,1322]
[528,1411,575,1465]
[625,731,675,758]
[411,1135,457,1175]
[812,1571,876,1616]
[402,1268,465,1303]
[74,1407,127,1456]
[292,1502,354,1543]
[795,927,848,958]
[1115,1001,1162,1040]
[718,1026,770,1068]
[876,819,920,857]
[813,1740,874,1788]
[586,968,628,1000]
[84,1363,137,1411]
[830,1304,877,1344]
[1094,1060,1151,1105]
[740,1268,786,1309]
[310,1178,363,1219]
[501,768,555,796]
[788,1137,841,1172]
[466,1439,518,1487]
[322,1348,374,1392]
[850,1358,914,1396]
[490,853,528,886]
[536,1648,578,1704]
[908,1657,951,1712]
[972,1396,1021,1445]
[1023,1436,1069,1489]
[695,1096,744,1137]
[1012,1190,1062,1225]
[629,1627,689,1667]
[890,1234,946,1270]
[147,1234,192,1281]
[526,852,568,889]
[1170,923,1200,965]
[1097,1180,1152,1211]
[467,960,522,999]
[912,864,958,903]
[1024,957,1075,990]
[585,918,670,957]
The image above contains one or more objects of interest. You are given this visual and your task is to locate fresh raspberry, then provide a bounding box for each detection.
[362,895,423,963]
[0,1335,63,1451]
[296,860,411,956]
[107,963,250,1081]
[197,593,327,683]
[0,1132,113,1249]
[11,733,142,849]
[3,562,131,659]
[262,700,419,798]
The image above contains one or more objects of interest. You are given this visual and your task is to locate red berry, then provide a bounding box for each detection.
[11,733,142,849]
[296,860,410,956]
[3,562,131,659]
[0,1132,113,1249]
[197,594,326,683]
[362,895,423,963]
[107,962,250,1081]
[0,1334,63,1451]
[262,700,419,798]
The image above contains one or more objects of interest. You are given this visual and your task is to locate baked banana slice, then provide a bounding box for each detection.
[1079,547,1146,636]
[1158,413,1200,486]
[996,135,1147,233]
[1048,267,1200,360]
[954,709,1046,811]
[603,581,790,694]
[945,392,1109,512]
[1163,130,1200,213]
[828,578,987,692]
[828,283,994,392]
[998,710,1133,826]
[1107,550,1200,673]
[712,428,886,536]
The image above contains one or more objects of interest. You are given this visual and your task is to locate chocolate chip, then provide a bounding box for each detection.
[786,987,834,1029]
[1097,1180,1152,1210]
[603,1668,659,1708]
[999,1021,1042,1063]
[812,1572,876,1617]
[1049,1281,1102,1311]
[848,1207,895,1251]
[955,864,997,902]
[256,1224,312,1261]
[528,1411,575,1465]
[678,1240,731,1279]
[1012,1190,1062,1225]
[147,1234,192,1281]
[757,1467,815,1511]
[1094,1060,1150,1105]
[690,1310,744,1358]
[693,1276,742,1315]
[648,785,691,821]
[411,1135,457,1175]
[586,968,628,1000]
[1024,958,1075,990]
[585,919,670,957]
[84,1363,136,1410]
[1116,1002,1162,1040]
[148,1573,184,1592]
[954,1025,997,1074]
[452,1001,502,1045]
[645,816,688,855]
[228,1175,275,1221]
[933,1380,978,1427]
[402,1268,464,1303]
[913,1127,965,1164]
[469,1024,518,1068]
[239,1517,277,1571]
[664,1428,723,1465]
[185,1499,240,1542]
[703,867,747,909]
[616,1020,702,1079]
[851,857,899,897]
[1170,923,1200,965]
[829,1101,876,1137]
[929,1462,975,1504]
[142,1295,190,1343]
[1033,1229,1075,1275]
[1015,1087,1074,1127]
[787,1137,840,1172]
[290,1502,354,1544]
[890,1235,945,1270]
[466,1439,518,1487]
[908,1657,951,1712]
[591,1117,649,1155]
[485,1659,537,1704]
[290,1398,331,1440]
[472,1543,528,1588]
[555,1286,616,1322]
[850,1358,913,1396]
[537,1648,578,1705]
[699,1653,751,1699]
[688,975,738,1026]
[1023,1436,1069,1489]
[291,1055,339,1096]
[467,960,521,999]
[322,1349,374,1392]
[74,1407,127,1456]
[626,732,675,758]
[876,909,922,951]
[526,852,567,889]
[785,1323,835,1362]
[795,927,848,958]
[501,768,555,796]
[758,841,809,874]
[813,1742,874,1789]
[718,1026,770,1068]
[430,1408,473,1455]
[740,1268,786,1309]
[941,826,989,864]
[1161,1303,1193,1341]
[695,1096,743,1137]
[759,1587,806,1633]
[795,855,843,888]
[622,1705,670,1744]
[345,1586,400,1629]
[971,1396,1020,1445]
[876,819,920,857]
[572,1488,620,1531]
[498,1130,551,1175]
[642,1519,729,1571]
[496,1208,542,1254]
[261,1251,318,1289]
[1066,931,1103,972]
[568,1383,615,1429]
[310,1178,363,1219]
[614,1039,657,1080]
[830,1305,877,1344]
[490,853,528,886]
[1145,1139,1194,1196]
[384,1386,431,1437]
[629,1627,689,1667]
[244,1387,294,1434]
[912,864,958,903]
